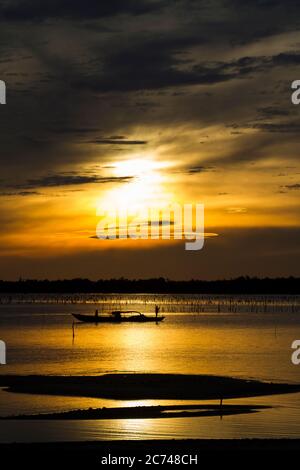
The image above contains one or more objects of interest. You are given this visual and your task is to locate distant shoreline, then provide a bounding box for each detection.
[0,276,299,294]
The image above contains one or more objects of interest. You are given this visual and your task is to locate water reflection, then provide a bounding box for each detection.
[1,393,300,442]
[0,295,300,441]
[1,305,299,381]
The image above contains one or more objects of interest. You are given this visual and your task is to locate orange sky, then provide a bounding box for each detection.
[0,1,299,279]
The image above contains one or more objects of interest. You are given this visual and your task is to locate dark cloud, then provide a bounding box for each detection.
[231,120,300,134]
[283,184,300,190]
[186,166,216,174]
[257,107,291,118]
[73,49,300,93]
[48,130,148,145]
[87,139,148,145]
[14,174,133,189]
[229,0,300,8]
[252,122,300,133]
[0,0,164,21]
[50,127,103,135]
[272,52,300,66]
[0,191,41,197]
[74,49,261,93]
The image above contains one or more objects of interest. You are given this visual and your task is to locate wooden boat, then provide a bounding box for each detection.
[72,310,165,324]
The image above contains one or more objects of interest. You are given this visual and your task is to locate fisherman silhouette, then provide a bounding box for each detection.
[155,305,160,318]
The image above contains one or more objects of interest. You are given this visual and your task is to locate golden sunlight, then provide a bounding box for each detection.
[97,157,174,212]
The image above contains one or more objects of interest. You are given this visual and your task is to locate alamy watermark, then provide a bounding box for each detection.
[96,203,204,251]
[291,80,300,105]
[291,340,300,365]
[0,340,6,365]
[0,80,6,104]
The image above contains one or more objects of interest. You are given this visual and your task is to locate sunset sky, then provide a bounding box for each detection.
[0,0,299,279]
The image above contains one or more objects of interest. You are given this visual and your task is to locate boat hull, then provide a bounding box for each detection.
[72,313,165,323]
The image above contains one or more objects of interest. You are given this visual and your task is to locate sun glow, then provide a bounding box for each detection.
[113,158,163,178]
[97,158,173,213]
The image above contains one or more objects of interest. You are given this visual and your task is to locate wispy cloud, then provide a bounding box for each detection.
[14,174,133,189]
[186,165,216,174]
[283,183,300,190]
[0,191,41,197]
[88,139,147,145]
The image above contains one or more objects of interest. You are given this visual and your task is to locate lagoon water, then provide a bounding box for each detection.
[0,294,300,441]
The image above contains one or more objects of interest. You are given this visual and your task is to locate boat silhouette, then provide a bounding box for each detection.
[72,310,165,323]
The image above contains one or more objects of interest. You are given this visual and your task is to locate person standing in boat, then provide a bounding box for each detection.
[95,309,99,319]
[155,305,160,318]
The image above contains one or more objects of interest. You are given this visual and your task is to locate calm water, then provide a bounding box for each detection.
[0,294,300,441]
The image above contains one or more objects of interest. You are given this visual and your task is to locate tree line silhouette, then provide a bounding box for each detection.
[0,277,298,294]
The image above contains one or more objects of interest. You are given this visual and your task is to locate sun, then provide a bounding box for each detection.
[113,158,161,178]
[97,157,173,213]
